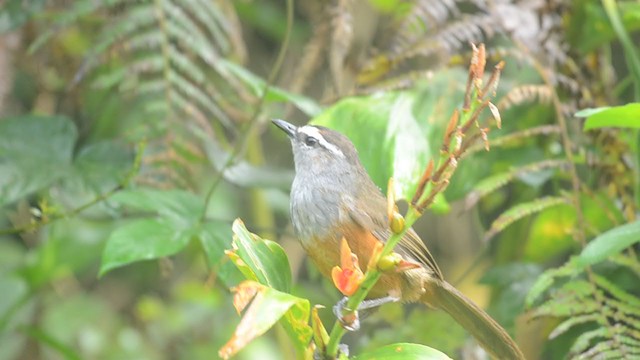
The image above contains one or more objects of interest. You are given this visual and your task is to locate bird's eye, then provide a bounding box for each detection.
[304,136,318,147]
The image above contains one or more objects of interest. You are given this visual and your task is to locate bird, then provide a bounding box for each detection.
[273,119,525,360]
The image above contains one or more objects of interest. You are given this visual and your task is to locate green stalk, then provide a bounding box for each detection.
[601,0,640,208]
[325,208,421,357]
[602,0,640,99]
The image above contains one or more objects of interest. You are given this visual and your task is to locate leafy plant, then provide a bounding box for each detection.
[219,44,509,359]
[1,0,640,359]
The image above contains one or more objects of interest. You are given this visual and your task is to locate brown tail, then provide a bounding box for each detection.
[422,280,525,360]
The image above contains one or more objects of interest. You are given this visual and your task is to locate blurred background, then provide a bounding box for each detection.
[1,0,639,359]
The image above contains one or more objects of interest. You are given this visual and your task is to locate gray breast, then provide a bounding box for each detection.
[290,175,344,246]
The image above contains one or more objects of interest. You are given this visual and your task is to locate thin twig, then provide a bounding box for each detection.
[199,0,294,222]
[0,141,146,236]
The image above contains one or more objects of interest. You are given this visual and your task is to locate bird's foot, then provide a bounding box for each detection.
[332,296,400,331]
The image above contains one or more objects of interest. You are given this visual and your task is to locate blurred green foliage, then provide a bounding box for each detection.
[1,0,640,359]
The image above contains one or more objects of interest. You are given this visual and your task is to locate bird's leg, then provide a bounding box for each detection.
[333,295,400,331]
[313,344,349,360]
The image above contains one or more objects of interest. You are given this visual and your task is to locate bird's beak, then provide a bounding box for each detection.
[272,119,297,138]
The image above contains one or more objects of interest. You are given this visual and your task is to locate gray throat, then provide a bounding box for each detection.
[289,165,358,245]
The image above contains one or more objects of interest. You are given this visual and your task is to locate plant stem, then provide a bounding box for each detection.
[199,0,294,223]
[0,141,145,236]
[325,209,420,357]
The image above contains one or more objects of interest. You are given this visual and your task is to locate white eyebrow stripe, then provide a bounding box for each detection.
[298,126,345,158]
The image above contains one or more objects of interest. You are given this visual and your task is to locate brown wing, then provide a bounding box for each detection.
[344,192,443,280]
[373,227,443,280]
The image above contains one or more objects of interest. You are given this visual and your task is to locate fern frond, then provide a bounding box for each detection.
[529,261,640,359]
[498,85,553,110]
[46,0,252,187]
[465,159,569,210]
[28,0,127,53]
[464,125,562,156]
[396,0,458,45]
[483,196,569,242]
[400,14,499,61]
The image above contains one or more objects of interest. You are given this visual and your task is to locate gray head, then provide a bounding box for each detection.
[273,119,379,242]
[272,119,362,176]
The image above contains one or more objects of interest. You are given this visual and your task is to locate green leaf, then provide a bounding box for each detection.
[310,71,472,211]
[0,115,77,206]
[577,103,640,129]
[70,140,133,192]
[353,343,452,359]
[219,281,311,359]
[575,221,640,268]
[280,298,313,358]
[99,219,195,276]
[567,2,640,54]
[110,189,204,224]
[230,219,292,292]
[219,59,323,117]
[198,221,244,288]
[313,93,425,201]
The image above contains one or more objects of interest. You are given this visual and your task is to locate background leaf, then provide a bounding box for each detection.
[70,140,134,192]
[99,219,196,276]
[110,189,204,223]
[0,115,77,206]
[198,221,244,288]
[353,343,452,360]
[578,103,640,129]
[311,71,467,211]
[575,221,640,268]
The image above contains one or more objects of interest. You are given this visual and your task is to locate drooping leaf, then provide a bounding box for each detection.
[575,221,640,269]
[229,219,292,292]
[353,343,452,360]
[99,218,196,276]
[219,281,310,359]
[0,115,77,206]
[193,126,294,188]
[219,60,323,117]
